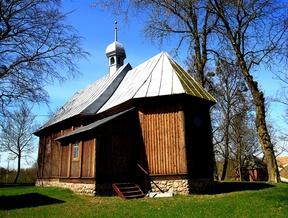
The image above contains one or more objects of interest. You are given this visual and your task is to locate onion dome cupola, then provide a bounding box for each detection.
[105,21,126,76]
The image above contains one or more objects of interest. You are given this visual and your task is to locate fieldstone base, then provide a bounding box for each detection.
[150,178,214,195]
[150,179,189,195]
[35,179,96,196]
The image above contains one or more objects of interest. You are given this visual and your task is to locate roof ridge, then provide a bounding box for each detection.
[168,56,216,102]
[141,52,165,98]
[36,64,131,132]
[36,51,216,134]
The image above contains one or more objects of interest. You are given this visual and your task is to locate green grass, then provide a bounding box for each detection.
[0,183,288,218]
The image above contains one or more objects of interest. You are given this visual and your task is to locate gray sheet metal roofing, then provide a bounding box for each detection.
[40,63,131,129]
[98,52,215,113]
[40,52,215,130]
[55,108,134,141]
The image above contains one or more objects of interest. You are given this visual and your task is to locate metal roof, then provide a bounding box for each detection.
[39,52,215,131]
[98,52,215,112]
[41,63,131,129]
[105,41,126,58]
[55,108,134,142]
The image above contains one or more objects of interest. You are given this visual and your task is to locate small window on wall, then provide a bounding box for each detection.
[110,57,115,65]
[73,141,80,160]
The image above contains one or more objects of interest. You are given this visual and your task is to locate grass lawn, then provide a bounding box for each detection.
[0,182,288,218]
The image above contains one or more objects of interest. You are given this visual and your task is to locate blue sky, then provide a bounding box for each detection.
[33,1,192,123]
[33,1,171,122]
[38,1,286,127]
[1,1,286,168]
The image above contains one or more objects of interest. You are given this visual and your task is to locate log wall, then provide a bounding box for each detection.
[37,136,46,178]
[42,136,51,178]
[50,131,61,177]
[81,139,95,178]
[138,106,187,175]
[38,127,96,180]
[60,144,69,177]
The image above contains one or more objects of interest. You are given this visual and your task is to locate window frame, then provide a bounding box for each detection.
[72,141,80,161]
[110,57,115,65]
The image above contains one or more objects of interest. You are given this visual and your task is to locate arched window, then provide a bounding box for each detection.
[110,57,115,65]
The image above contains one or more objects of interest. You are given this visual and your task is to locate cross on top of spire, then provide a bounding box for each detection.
[105,21,126,76]
[114,21,118,41]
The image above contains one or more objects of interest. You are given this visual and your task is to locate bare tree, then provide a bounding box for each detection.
[218,60,240,180]
[0,0,87,113]
[230,96,260,181]
[211,59,256,180]
[276,71,288,149]
[208,0,288,182]
[99,0,287,182]
[98,0,221,87]
[0,105,36,183]
[277,72,288,107]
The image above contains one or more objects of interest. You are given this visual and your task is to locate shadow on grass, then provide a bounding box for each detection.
[214,182,274,194]
[0,193,65,210]
[0,183,35,188]
[190,181,275,195]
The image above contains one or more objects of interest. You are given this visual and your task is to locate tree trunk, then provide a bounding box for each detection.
[14,154,21,184]
[209,0,281,183]
[254,94,280,183]
[221,113,230,181]
[236,141,243,181]
[221,156,228,181]
[213,151,219,181]
[240,66,280,183]
[234,115,243,181]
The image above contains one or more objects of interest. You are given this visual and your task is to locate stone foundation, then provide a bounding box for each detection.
[150,179,189,195]
[150,178,214,195]
[36,178,214,196]
[36,179,96,196]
